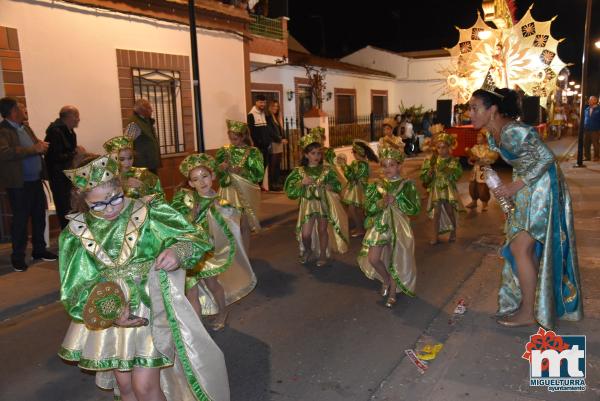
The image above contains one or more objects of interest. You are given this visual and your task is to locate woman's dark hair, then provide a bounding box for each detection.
[300,142,322,166]
[353,141,379,163]
[472,88,521,119]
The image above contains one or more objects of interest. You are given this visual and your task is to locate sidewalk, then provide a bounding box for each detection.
[0,191,298,321]
[371,138,600,401]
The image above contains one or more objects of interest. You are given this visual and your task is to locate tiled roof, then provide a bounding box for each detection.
[288,50,395,78]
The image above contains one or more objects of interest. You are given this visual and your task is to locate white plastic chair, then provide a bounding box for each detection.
[42,180,56,245]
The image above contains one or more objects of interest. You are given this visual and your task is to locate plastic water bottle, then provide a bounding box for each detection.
[482,166,514,214]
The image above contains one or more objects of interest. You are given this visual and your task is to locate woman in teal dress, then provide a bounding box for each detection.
[58,155,230,401]
[469,88,583,329]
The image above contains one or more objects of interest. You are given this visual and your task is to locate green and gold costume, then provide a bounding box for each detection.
[358,178,420,295]
[420,155,464,233]
[58,156,230,401]
[284,164,349,258]
[215,144,264,232]
[121,166,164,200]
[341,160,369,208]
[171,188,256,315]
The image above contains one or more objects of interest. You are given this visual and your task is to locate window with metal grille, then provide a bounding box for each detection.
[132,68,185,155]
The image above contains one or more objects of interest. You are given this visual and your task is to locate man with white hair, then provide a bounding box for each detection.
[124,99,161,173]
[45,105,85,228]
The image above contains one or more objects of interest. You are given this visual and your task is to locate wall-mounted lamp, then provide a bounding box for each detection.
[286,90,294,101]
[326,91,332,101]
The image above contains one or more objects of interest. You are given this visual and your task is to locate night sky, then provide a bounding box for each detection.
[289,0,600,94]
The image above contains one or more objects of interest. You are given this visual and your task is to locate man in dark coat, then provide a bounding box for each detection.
[0,97,57,271]
[44,105,85,228]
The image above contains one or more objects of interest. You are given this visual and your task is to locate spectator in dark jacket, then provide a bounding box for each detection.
[247,95,271,168]
[0,97,56,271]
[44,105,85,228]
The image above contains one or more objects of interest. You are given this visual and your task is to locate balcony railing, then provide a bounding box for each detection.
[249,14,285,40]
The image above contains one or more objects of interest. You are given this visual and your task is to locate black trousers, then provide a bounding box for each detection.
[6,180,47,261]
[49,172,72,229]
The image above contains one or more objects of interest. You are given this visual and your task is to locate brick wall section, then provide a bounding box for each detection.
[0,26,26,106]
[116,49,194,197]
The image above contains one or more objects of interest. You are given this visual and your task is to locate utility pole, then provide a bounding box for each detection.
[188,0,205,152]
[576,0,593,167]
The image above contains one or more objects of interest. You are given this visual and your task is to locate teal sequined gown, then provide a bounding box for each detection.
[488,121,583,329]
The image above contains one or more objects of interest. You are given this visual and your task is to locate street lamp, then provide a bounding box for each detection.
[569,81,576,86]
[575,84,581,89]
[595,39,600,49]
[558,75,566,81]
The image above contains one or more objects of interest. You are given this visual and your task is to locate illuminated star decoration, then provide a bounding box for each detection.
[441,4,566,107]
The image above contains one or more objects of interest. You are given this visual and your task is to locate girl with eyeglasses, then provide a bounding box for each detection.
[57,155,230,401]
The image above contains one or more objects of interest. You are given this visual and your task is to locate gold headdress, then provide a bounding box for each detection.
[378,146,405,163]
[103,136,133,155]
[299,131,324,150]
[226,119,248,135]
[64,155,119,191]
[179,153,217,177]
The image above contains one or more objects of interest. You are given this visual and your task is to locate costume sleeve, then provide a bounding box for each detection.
[324,166,342,193]
[396,180,421,216]
[363,183,383,217]
[147,198,211,269]
[170,189,196,223]
[341,161,354,182]
[420,158,434,187]
[58,229,102,322]
[446,158,463,183]
[284,167,304,200]
[245,147,265,183]
[504,127,555,186]
[215,147,231,188]
[356,160,370,184]
[324,147,336,165]
[144,171,164,200]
